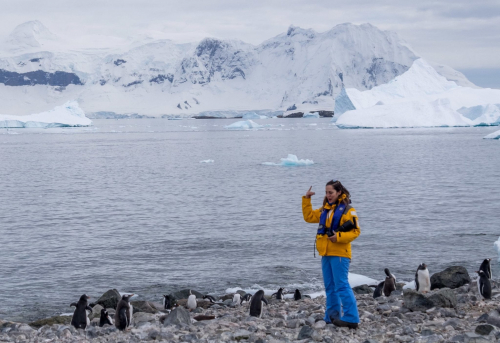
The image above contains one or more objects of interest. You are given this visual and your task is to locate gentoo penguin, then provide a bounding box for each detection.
[370,281,385,299]
[70,294,92,329]
[294,289,302,301]
[232,293,241,305]
[240,294,252,305]
[477,270,492,300]
[163,295,172,310]
[415,263,431,293]
[383,268,397,297]
[249,290,268,318]
[272,288,285,301]
[114,294,134,331]
[203,295,217,303]
[99,308,113,327]
[187,290,197,310]
[479,259,492,279]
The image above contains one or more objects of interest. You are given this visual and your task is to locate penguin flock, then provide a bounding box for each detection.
[67,259,494,331]
[369,259,494,300]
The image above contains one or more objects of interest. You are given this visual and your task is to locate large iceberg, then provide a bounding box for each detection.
[484,129,500,140]
[337,98,472,129]
[262,154,314,166]
[458,104,500,126]
[225,120,263,130]
[0,101,91,128]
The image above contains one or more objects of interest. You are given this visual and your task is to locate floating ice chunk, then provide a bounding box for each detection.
[403,280,416,289]
[348,273,377,288]
[242,112,266,119]
[495,237,500,261]
[303,112,320,118]
[262,154,314,166]
[0,101,91,128]
[225,120,263,130]
[200,159,214,163]
[484,129,500,139]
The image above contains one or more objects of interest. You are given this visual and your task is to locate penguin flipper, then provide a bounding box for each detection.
[262,297,269,305]
[70,302,77,307]
[415,277,420,291]
[85,305,93,312]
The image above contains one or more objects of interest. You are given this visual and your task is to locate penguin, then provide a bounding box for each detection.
[383,268,397,297]
[479,258,492,279]
[114,294,134,331]
[370,281,385,299]
[232,293,241,305]
[477,270,492,300]
[249,290,268,318]
[99,308,113,327]
[203,295,217,303]
[415,263,431,293]
[70,294,92,329]
[187,290,197,310]
[240,294,252,305]
[163,295,173,310]
[294,289,302,301]
[272,288,285,301]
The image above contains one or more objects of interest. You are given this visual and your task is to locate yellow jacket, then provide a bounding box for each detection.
[302,195,360,258]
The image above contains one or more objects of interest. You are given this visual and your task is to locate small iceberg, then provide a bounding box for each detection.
[303,112,320,118]
[262,154,314,166]
[225,120,263,130]
[0,101,92,128]
[484,129,500,139]
[199,159,214,163]
[495,236,500,261]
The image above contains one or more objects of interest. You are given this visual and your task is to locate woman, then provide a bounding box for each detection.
[302,180,360,329]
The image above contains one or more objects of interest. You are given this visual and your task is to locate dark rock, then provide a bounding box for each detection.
[0,69,83,87]
[169,289,204,302]
[297,325,314,340]
[163,306,191,327]
[353,284,373,294]
[475,324,494,336]
[362,340,379,343]
[421,328,434,336]
[430,266,471,290]
[403,288,457,312]
[130,301,158,314]
[29,316,71,328]
[95,289,121,309]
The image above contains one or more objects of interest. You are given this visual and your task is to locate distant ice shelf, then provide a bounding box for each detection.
[262,154,314,166]
[0,101,91,128]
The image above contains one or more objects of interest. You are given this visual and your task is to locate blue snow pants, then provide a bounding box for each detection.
[321,256,360,324]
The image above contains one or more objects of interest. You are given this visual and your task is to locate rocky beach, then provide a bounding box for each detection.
[1,267,499,343]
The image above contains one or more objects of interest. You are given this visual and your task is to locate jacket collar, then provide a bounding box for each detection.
[323,194,347,210]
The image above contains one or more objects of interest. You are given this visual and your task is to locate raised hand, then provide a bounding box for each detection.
[305,186,315,199]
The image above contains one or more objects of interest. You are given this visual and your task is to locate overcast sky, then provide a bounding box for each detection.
[1,0,499,87]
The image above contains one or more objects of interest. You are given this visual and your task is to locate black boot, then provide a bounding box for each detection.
[332,318,358,329]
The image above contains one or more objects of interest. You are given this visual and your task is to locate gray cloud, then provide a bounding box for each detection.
[0,0,499,70]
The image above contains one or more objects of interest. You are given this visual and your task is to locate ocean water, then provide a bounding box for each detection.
[1,118,499,322]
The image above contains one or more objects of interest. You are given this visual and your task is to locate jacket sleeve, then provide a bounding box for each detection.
[302,196,321,223]
[336,207,361,244]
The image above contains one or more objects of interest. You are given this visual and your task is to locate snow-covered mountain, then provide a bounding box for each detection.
[0,21,477,116]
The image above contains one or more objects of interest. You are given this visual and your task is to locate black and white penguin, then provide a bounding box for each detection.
[294,289,302,301]
[70,294,92,329]
[114,294,134,331]
[479,258,492,279]
[187,290,197,310]
[415,263,430,293]
[163,295,173,310]
[249,290,268,318]
[370,281,385,299]
[272,288,285,301]
[203,295,217,303]
[477,270,492,300]
[383,268,397,297]
[240,294,252,305]
[99,308,113,327]
[232,293,241,306]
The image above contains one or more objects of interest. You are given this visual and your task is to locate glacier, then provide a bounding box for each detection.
[262,154,314,166]
[0,101,91,128]
[458,104,500,126]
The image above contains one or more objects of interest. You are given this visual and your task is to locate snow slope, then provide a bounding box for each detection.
[0,101,91,128]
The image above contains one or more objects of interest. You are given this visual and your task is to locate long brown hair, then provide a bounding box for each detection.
[323,180,351,207]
